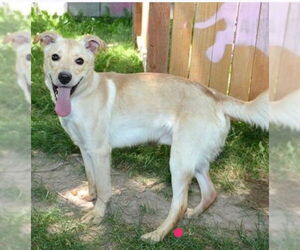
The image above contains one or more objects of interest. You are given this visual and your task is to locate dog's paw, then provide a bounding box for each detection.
[141,230,163,243]
[81,208,104,224]
[82,194,97,202]
[184,208,197,219]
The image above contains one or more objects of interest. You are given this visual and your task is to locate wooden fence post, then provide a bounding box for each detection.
[133,3,142,43]
[229,3,261,101]
[208,3,239,94]
[136,2,150,71]
[146,3,171,73]
[169,3,195,78]
[189,3,218,86]
[133,2,269,100]
[274,3,300,100]
[249,3,269,100]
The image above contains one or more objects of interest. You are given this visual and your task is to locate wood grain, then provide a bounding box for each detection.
[229,3,260,100]
[249,3,269,100]
[209,3,239,94]
[133,3,142,41]
[146,3,171,73]
[189,3,218,86]
[169,3,196,77]
[275,3,300,100]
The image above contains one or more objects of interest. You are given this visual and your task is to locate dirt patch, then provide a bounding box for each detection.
[32,151,268,232]
[0,151,31,249]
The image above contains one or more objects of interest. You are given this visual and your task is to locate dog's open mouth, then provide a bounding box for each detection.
[51,76,83,100]
[52,82,79,99]
[49,74,83,117]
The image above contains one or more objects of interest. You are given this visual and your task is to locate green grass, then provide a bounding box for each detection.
[31,8,268,188]
[32,206,268,250]
[0,211,30,250]
[32,208,89,250]
[0,185,27,201]
[31,7,143,157]
[32,181,57,203]
[104,214,268,250]
[0,7,30,152]
[269,126,300,248]
[0,6,30,35]
[31,8,269,250]
[270,125,300,173]
[111,122,268,189]
[0,7,30,249]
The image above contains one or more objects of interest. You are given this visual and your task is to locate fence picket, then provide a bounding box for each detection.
[269,3,288,100]
[134,3,269,100]
[229,3,261,101]
[209,3,239,94]
[169,3,196,78]
[189,3,218,86]
[146,3,171,73]
[275,3,300,100]
[249,3,269,100]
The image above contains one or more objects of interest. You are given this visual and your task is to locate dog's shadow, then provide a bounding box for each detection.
[32,152,267,231]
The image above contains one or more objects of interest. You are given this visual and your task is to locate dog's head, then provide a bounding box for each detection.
[4,31,31,87]
[34,31,106,117]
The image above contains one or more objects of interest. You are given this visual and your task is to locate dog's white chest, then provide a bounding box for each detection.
[58,99,89,147]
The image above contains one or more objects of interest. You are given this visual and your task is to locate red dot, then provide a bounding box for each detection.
[173,227,184,238]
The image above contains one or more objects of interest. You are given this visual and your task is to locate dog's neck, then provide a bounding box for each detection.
[72,70,98,98]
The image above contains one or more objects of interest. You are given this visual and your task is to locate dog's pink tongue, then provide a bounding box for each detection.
[55,87,71,117]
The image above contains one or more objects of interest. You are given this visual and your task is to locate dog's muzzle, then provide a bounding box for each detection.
[50,74,83,99]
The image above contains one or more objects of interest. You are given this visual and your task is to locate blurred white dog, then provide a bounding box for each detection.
[4,31,31,104]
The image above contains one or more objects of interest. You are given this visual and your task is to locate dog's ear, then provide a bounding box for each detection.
[4,31,30,47]
[33,31,61,47]
[81,35,106,54]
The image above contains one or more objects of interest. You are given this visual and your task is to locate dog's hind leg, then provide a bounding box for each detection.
[141,114,229,242]
[183,115,229,219]
[185,163,217,218]
[141,124,199,243]
[141,152,193,242]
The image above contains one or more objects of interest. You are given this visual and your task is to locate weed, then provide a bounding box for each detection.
[32,181,57,203]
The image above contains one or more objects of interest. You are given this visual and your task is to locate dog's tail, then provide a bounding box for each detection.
[221,91,269,130]
[270,89,300,131]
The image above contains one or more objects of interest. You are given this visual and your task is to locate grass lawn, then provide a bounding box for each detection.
[0,7,30,153]
[0,7,31,250]
[32,206,268,250]
[31,8,269,250]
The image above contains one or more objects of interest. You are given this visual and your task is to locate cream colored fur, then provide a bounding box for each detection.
[35,31,268,242]
[270,89,300,131]
[4,31,31,104]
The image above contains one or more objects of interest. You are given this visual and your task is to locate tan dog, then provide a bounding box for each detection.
[35,31,268,242]
[4,31,31,104]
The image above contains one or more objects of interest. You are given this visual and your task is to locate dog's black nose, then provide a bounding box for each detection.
[58,72,72,85]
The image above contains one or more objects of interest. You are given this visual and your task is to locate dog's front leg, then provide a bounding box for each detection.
[80,147,97,202]
[81,144,112,224]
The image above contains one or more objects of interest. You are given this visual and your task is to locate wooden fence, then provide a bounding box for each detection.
[270,3,300,101]
[133,2,269,101]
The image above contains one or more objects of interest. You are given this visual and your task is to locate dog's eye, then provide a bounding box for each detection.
[26,54,31,61]
[52,54,60,61]
[75,58,84,65]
